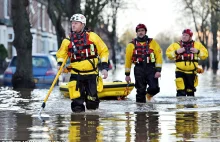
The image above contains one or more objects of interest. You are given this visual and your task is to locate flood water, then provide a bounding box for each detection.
[0,63,220,141]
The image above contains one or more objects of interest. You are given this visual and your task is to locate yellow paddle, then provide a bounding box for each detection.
[38,55,68,117]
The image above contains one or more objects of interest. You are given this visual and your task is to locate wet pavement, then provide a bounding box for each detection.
[0,63,220,141]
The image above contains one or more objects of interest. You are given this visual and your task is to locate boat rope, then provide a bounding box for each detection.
[117,83,130,100]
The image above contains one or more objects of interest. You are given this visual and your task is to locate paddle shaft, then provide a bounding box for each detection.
[43,56,68,105]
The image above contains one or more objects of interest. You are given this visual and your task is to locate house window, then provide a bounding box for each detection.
[42,5,46,31]
[4,0,9,19]
[49,20,52,33]
[37,3,42,30]
[8,33,14,42]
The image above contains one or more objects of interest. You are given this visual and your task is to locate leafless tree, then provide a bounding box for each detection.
[103,0,126,69]
[83,0,109,30]
[182,0,210,70]
[210,0,220,74]
[37,0,81,47]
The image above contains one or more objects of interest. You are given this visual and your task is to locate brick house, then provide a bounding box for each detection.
[0,0,70,58]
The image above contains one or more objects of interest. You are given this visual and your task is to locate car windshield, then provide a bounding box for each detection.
[48,55,57,68]
[10,56,51,68]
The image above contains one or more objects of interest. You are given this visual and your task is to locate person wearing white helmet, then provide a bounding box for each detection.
[70,14,86,32]
[56,13,109,113]
[166,29,208,97]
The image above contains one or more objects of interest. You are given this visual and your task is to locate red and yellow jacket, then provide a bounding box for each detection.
[56,31,109,75]
[125,39,163,76]
[166,41,208,73]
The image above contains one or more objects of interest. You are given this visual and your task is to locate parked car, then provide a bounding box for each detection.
[3,54,58,88]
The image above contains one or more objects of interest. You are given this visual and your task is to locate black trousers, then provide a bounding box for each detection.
[134,63,160,103]
[175,71,196,97]
[70,74,99,112]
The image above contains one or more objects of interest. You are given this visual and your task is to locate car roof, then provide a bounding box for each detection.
[49,51,57,55]
[12,53,53,57]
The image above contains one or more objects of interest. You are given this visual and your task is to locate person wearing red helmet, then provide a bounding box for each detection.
[125,23,163,102]
[166,29,208,97]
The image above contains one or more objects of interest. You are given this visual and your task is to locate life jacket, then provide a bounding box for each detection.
[176,41,199,62]
[67,31,98,62]
[131,38,155,63]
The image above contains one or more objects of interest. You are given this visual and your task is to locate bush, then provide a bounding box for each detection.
[0,44,8,71]
[0,44,8,61]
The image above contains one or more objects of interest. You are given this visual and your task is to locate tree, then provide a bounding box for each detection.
[182,0,211,70]
[103,0,126,69]
[64,0,82,18]
[118,29,136,47]
[81,0,126,69]
[180,0,220,73]
[155,32,174,62]
[210,0,220,74]
[107,0,121,69]
[46,0,67,48]
[83,0,109,30]
[118,28,136,64]
[11,0,35,88]
[37,0,81,48]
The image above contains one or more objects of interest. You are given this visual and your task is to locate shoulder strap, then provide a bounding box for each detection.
[87,59,98,73]
[148,38,153,43]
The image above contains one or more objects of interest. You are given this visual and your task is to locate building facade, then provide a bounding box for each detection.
[0,0,70,58]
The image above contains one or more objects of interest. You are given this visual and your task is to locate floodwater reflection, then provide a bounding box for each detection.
[175,104,199,140]
[0,108,220,141]
[0,64,220,141]
[67,112,160,141]
[134,111,159,142]
[69,114,100,141]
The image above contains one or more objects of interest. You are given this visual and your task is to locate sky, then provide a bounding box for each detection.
[116,0,187,38]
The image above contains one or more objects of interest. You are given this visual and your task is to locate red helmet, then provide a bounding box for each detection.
[136,24,147,32]
[182,29,193,37]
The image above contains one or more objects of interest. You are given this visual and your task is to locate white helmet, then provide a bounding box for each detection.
[70,14,86,25]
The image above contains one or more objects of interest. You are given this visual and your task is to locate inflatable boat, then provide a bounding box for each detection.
[59,81,135,99]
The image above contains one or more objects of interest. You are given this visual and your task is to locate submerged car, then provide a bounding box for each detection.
[3,54,58,88]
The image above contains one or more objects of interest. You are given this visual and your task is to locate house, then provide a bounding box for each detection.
[0,0,70,58]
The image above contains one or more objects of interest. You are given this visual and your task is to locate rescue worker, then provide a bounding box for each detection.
[125,24,163,103]
[166,29,208,97]
[56,14,109,112]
